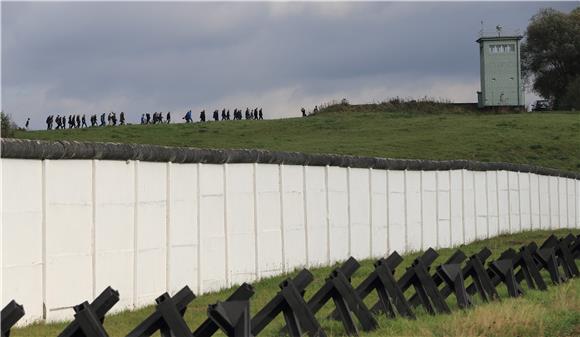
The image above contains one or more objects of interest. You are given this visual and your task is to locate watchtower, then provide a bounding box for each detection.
[476,27,524,108]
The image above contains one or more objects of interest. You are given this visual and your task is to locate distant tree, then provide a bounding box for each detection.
[1,111,18,137]
[521,7,580,109]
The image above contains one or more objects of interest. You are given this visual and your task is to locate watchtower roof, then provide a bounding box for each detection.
[476,35,523,43]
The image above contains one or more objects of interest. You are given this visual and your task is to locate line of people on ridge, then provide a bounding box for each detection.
[45,112,126,130]
[140,112,171,125]
[183,108,264,123]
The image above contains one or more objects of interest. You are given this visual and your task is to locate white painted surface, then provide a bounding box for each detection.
[387,170,406,253]
[94,160,135,312]
[327,166,349,262]
[421,171,437,249]
[1,158,578,324]
[370,169,388,257]
[1,159,44,324]
[304,166,327,267]
[436,171,451,248]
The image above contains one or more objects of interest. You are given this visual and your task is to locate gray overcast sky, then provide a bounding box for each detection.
[2,1,577,129]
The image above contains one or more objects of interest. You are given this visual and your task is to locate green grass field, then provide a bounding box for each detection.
[12,229,580,337]
[14,107,580,172]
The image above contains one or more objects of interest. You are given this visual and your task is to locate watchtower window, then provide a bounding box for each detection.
[489,44,515,54]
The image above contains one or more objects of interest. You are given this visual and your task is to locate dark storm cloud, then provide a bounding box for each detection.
[2,2,577,129]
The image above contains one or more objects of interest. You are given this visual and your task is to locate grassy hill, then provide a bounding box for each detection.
[13,105,580,172]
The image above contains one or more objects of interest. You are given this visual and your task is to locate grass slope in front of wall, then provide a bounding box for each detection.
[14,107,580,173]
[13,229,580,337]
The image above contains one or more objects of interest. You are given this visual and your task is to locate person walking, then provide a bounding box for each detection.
[166,111,171,124]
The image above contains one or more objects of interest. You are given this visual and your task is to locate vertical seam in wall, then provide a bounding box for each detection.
[41,160,47,319]
[386,170,390,255]
[223,164,229,287]
[548,176,552,229]
[91,160,97,299]
[528,173,532,229]
[537,174,542,230]
[485,171,489,239]
[303,166,309,267]
[196,163,202,294]
[564,177,569,228]
[325,165,331,264]
[448,170,452,246]
[420,171,424,250]
[574,179,580,228]
[496,171,500,234]
[253,163,259,279]
[472,171,477,240]
[404,170,408,251]
[279,165,286,273]
[132,160,139,308]
[557,177,560,228]
[517,172,522,231]
[507,172,511,232]
[368,168,373,257]
[461,170,465,244]
[165,162,171,293]
[347,167,352,257]
[435,171,439,248]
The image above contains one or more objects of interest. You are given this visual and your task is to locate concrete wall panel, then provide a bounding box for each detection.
[349,168,371,259]
[539,175,550,229]
[304,166,328,267]
[422,171,438,249]
[94,160,135,311]
[388,171,406,253]
[549,176,559,229]
[1,159,44,324]
[436,171,451,248]
[567,179,575,228]
[474,172,488,240]
[463,170,476,243]
[255,165,283,278]
[508,171,520,233]
[199,164,226,292]
[450,170,464,246]
[225,164,256,285]
[328,167,349,262]
[281,165,307,270]
[44,160,93,321]
[135,162,167,307]
[371,169,388,257]
[519,172,531,231]
[169,163,198,293]
[486,171,499,237]
[559,177,567,229]
[530,174,540,230]
[406,171,422,252]
[497,171,510,234]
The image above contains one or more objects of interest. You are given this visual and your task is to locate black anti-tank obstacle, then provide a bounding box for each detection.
[58,287,120,337]
[251,269,325,337]
[541,234,579,279]
[408,249,468,307]
[303,257,377,336]
[126,286,195,337]
[193,283,254,337]
[369,248,450,315]
[458,248,499,303]
[1,300,25,337]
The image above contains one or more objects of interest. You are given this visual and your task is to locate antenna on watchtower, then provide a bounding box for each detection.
[496,25,503,37]
[480,20,484,37]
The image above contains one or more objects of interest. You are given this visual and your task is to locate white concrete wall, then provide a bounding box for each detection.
[1,158,579,325]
